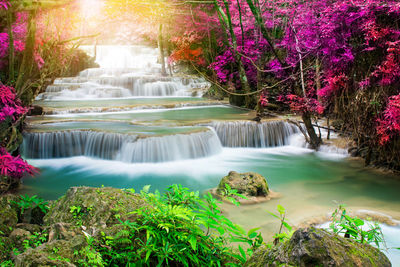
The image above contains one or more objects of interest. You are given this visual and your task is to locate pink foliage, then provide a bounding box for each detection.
[318,73,349,100]
[0,0,9,9]
[0,12,27,69]
[371,41,400,86]
[278,93,324,115]
[0,148,37,180]
[376,94,400,145]
[0,85,28,122]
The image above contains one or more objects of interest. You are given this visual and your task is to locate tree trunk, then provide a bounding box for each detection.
[7,11,15,84]
[16,10,37,93]
[158,23,167,77]
[215,0,253,107]
[302,112,321,149]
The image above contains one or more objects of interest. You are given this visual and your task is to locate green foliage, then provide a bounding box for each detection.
[94,184,263,266]
[47,246,72,263]
[219,184,247,207]
[0,260,14,267]
[12,194,49,215]
[22,231,48,251]
[267,205,294,245]
[75,236,105,267]
[69,205,92,226]
[329,205,385,248]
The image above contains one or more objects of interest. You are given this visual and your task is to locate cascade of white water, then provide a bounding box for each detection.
[22,131,136,159]
[209,120,299,147]
[35,45,210,100]
[23,129,223,163]
[116,130,223,163]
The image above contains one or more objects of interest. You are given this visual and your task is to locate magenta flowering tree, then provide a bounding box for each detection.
[377,94,400,145]
[205,0,399,151]
[0,84,28,123]
[0,85,36,194]
[0,147,37,194]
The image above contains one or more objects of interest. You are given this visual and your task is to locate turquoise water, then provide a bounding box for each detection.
[24,45,400,264]
[28,106,254,125]
[25,121,208,135]
[35,97,214,109]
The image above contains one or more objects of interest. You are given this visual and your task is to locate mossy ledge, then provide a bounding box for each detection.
[246,227,391,267]
[0,187,391,266]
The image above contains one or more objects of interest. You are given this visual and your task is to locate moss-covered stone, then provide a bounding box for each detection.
[9,228,31,250]
[0,195,19,236]
[217,171,269,198]
[245,227,391,267]
[14,235,87,267]
[44,187,147,232]
[0,236,12,262]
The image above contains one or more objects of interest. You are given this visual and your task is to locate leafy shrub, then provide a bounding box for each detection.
[329,205,385,248]
[267,205,294,245]
[12,194,49,215]
[94,184,263,266]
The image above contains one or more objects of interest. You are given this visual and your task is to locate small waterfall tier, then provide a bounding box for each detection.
[22,131,133,159]
[116,130,222,163]
[209,120,299,147]
[22,129,222,163]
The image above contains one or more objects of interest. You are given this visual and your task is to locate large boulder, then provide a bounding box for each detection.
[246,227,391,267]
[44,187,146,234]
[215,171,275,204]
[14,187,147,266]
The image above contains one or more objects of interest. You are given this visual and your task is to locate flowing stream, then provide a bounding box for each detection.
[22,45,400,263]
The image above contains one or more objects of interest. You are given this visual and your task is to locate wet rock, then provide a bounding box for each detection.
[246,227,391,267]
[47,222,82,242]
[44,186,146,233]
[348,146,359,157]
[15,223,41,234]
[27,105,43,116]
[217,171,269,198]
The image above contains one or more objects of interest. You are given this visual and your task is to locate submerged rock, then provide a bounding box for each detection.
[27,105,43,116]
[246,227,391,267]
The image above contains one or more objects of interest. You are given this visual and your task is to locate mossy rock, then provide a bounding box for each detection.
[217,171,269,198]
[245,227,391,267]
[0,236,12,262]
[44,187,147,231]
[9,228,31,250]
[0,195,19,236]
[14,235,87,267]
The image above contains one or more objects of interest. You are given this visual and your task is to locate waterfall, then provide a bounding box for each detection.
[33,45,211,100]
[134,80,187,96]
[116,130,223,163]
[209,120,299,148]
[22,131,135,159]
[23,129,222,163]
